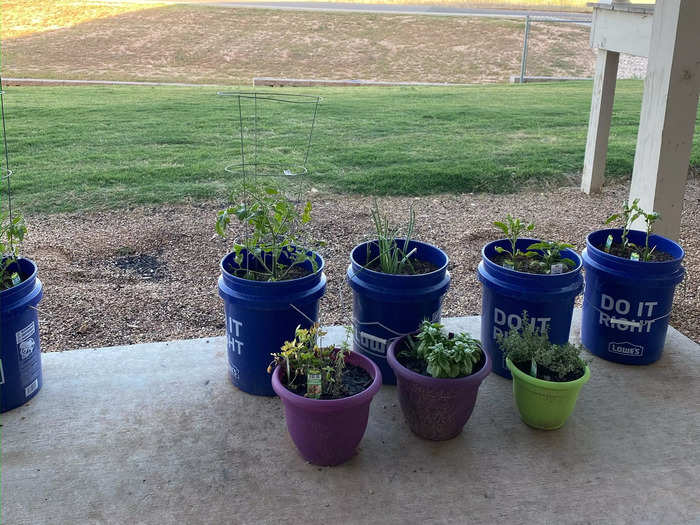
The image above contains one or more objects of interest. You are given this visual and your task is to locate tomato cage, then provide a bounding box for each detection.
[217,91,321,190]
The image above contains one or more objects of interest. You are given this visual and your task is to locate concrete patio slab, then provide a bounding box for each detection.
[2,310,698,524]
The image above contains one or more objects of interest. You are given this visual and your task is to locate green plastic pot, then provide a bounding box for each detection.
[506,357,590,430]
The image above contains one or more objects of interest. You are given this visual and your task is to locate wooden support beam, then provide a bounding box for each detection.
[581,50,620,194]
[628,0,700,241]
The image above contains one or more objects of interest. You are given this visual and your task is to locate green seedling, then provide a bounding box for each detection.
[269,324,348,399]
[0,210,26,291]
[527,241,576,273]
[493,214,535,262]
[216,182,318,281]
[605,198,660,261]
[368,199,417,274]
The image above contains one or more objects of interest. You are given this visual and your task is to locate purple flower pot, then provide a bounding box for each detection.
[387,335,491,441]
[272,351,382,466]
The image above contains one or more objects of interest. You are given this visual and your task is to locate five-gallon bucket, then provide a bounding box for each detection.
[1,258,44,413]
[477,238,584,379]
[347,239,450,384]
[581,229,685,365]
[218,248,326,396]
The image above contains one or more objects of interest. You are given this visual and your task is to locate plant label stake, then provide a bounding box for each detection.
[306,368,322,399]
[604,235,613,252]
[550,263,564,274]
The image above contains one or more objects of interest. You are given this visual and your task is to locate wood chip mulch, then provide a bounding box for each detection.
[24,179,699,352]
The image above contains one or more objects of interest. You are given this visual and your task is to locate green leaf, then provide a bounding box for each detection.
[493,221,508,235]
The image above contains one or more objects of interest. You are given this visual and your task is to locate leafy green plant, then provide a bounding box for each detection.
[216,182,318,281]
[605,198,660,261]
[526,241,576,272]
[400,320,483,378]
[367,199,417,274]
[493,214,535,263]
[0,210,26,291]
[496,311,586,382]
[269,324,349,398]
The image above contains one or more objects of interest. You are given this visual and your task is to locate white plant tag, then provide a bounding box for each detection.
[604,235,614,252]
[550,263,564,274]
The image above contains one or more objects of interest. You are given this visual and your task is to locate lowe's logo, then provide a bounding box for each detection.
[608,341,644,357]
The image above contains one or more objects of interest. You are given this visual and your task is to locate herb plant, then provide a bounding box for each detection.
[605,198,660,261]
[216,182,318,281]
[399,320,483,378]
[269,324,349,398]
[493,215,535,263]
[496,311,587,382]
[0,209,26,291]
[368,199,417,274]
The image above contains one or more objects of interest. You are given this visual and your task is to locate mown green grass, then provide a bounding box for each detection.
[1,81,698,214]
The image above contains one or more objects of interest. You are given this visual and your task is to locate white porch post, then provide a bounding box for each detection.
[628,0,700,240]
[581,49,620,194]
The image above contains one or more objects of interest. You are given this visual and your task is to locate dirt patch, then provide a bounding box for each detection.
[1,5,592,85]
[23,179,700,351]
[114,252,167,280]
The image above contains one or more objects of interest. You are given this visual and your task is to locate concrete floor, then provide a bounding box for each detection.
[2,310,698,524]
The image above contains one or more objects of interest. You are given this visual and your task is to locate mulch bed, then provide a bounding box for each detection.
[24,179,699,351]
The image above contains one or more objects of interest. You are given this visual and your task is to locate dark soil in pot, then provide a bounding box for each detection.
[594,242,674,262]
[226,263,312,281]
[365,258,438,275]
[281,363,372,400]
[490,253,575,275]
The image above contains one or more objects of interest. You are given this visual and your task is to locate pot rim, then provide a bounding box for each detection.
[585,228,685,265]
[506,357,590,390]
[481,237,583,277]
[349,239,449,278]
[220,246,325,284]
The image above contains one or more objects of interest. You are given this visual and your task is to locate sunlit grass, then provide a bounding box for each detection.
[1,0,166,39]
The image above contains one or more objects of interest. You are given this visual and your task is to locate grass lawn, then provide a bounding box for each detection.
[2,81,699,214]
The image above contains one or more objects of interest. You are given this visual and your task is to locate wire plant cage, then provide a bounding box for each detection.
[1,76,17,255]
[217,91,321,194]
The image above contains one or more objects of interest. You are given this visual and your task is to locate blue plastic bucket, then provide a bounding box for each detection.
[347,239,450,384]
[1,258,44,413]
[477,238,584,379]
[218,248,326,396]
[581,228,685,365]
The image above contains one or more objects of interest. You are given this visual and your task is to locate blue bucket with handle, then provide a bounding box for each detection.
[218,247,326,396]
[477,238,584,379]
[347,239,450,385]
[1,258,44,413]
[581,229,685,365]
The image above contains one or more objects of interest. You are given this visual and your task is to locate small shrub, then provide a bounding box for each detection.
[496,311,587,382]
